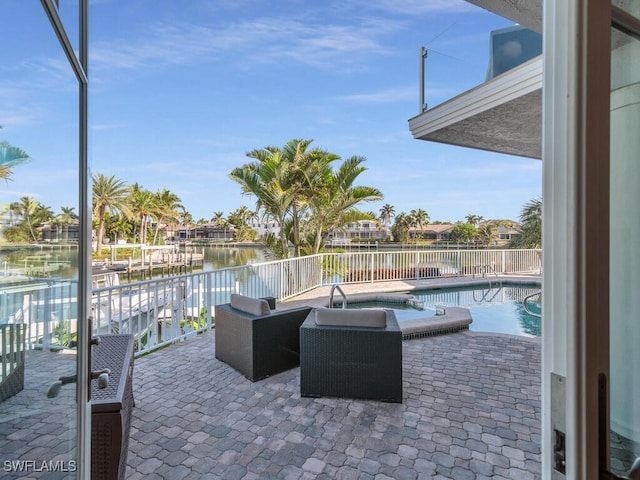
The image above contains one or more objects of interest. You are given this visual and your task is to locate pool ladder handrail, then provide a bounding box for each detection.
[474,263,499,279]
[522,291,542,318]
[329,284,347,309]
[473,284,503,304]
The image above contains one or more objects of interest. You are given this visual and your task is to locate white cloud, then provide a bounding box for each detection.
[333,86,416,104]
[91,13,404,74]
[354,0,478,16]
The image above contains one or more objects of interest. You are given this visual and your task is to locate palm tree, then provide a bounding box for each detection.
[465,214,484,226]
[211,211,225,226]
[391,212,412,244]
[57,206,78,242]
[281,139,332,256]
[410,208,430,242]
[230,146,296,257]
[305,155,383,254]
[0,127,30,182]
[10,197,39,242]
[92,173,130,253]
[510,198,542,248]
[126,183,156,245]
[151,188,183,245]
[477,223,498,246]
[379,204,395,233]
[180,210,193,226]
[105,213,132,245]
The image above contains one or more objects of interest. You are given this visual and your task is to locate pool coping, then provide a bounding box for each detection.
[280,275,541,339]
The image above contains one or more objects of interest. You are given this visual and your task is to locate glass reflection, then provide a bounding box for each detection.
[0,2,80,477]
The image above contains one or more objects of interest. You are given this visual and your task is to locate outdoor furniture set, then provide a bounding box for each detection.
[214,294,403,403]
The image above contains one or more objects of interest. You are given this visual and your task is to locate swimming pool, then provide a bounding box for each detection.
[346,283,542,337]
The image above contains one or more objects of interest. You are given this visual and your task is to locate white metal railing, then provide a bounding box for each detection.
[0,279,77,350]
[1,249,541,356]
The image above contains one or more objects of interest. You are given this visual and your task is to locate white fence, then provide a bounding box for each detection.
[1,249,541,356]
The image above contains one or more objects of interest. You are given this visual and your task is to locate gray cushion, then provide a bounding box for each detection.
[230,294,271,316]
[314,307,387,328]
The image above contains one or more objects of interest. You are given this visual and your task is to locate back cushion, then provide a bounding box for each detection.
[230,294,271,316]
[314,308,387,328]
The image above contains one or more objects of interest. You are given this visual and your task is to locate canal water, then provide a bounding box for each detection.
[0,245,274,282]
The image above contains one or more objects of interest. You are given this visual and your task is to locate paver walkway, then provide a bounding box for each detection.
[126,329,541,479]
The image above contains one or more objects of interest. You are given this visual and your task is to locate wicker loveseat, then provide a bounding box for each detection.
[214,294,312,382]
[300,308,403,403]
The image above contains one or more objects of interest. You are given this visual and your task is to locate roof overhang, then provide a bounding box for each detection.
[465,0,542,33]
[408,55,542,160]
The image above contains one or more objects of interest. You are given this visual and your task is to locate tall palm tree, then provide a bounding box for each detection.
[281,139,331,256]
[34,204,54,237]
[379,204,395,232]
[126,183,156,245]
[391,212,412,244]
[510,197,542,248]
[465,214,484,226]
[10,197,39,242]
[305,155,383,254]
[410,208,430,241]
[57,206,78,242]
[230,146,296,257]
[105,213,132,245]
[180,210,193,226]
[211,211,225,226]
[151,188,183,245]
[92,173,130,253]
[477,223,498,246]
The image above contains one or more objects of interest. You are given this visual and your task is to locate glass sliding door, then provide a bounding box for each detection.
[609,5,640,477]
[0,1,89,478]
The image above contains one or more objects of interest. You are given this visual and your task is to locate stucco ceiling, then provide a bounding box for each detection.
[409,54,543,160]
[412,90,541,160]
[465,0,543,33]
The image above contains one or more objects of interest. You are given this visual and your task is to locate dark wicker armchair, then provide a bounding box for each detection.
[300,308,403,403]
[214,295,312,382]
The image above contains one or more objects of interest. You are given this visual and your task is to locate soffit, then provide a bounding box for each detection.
[465,0,543,33]
[408,56,542,160]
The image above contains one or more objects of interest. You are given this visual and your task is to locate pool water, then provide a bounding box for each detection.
[347,283,542,337]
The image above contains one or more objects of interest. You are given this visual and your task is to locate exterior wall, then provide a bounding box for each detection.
[331,221,387,241]
[176,225,236,241]
[249,220,280,238]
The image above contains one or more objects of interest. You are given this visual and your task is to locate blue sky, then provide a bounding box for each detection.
[1,0,541,224]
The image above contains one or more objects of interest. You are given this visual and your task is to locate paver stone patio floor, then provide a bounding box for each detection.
[126,329,541,480]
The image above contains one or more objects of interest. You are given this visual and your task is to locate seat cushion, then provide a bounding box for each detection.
[230,294,271,316]
[314,307,387,328]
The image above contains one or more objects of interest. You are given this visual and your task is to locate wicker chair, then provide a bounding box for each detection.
[300,308,403,403]
[214,294,312,382]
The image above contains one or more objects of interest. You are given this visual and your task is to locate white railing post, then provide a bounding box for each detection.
[370,251,374,283]
[501,250,506,273]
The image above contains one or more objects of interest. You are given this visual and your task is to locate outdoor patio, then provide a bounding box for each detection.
[126,328,541,479]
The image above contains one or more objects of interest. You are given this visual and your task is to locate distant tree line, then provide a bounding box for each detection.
[381,204,541,248]
[1,131,542,253]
